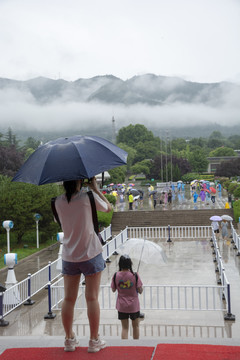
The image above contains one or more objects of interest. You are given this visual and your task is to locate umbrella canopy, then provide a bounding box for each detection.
[12,135,128,185]
[118,238,167,270]
[190,180,198,186]
[210,187,216,194]
[221,215,233,221]
[129,189,140,197]
[210,215,222,221]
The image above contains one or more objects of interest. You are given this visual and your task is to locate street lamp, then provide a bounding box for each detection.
[2,220,14,253]
[33,213,41,249]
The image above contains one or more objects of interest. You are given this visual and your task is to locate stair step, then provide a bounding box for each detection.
[111,209,235,233]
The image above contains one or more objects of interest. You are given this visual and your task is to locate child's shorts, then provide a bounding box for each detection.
[118,311,140,320]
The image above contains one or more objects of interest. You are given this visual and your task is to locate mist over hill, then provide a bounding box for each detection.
[0,74,239,142]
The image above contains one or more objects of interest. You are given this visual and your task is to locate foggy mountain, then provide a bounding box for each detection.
[0,74,239,106]
[0,74,240,142]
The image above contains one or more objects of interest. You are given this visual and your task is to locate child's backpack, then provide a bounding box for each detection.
[113,271,138,290]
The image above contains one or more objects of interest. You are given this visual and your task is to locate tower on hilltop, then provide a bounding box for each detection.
[112,116,116,144]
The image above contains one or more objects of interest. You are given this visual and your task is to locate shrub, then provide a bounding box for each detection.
[228,182,238,194]
[223,180,231,191]
[97,210,113,229]
[233,185,240,199]
[105,194,116,206]
[233,200,240,222]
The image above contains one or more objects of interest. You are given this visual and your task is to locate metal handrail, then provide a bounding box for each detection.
[0,226,112,325]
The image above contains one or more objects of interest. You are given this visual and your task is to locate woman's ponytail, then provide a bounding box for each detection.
[63,180,78,203]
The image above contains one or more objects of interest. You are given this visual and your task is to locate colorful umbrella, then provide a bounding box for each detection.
[210,187,216,193]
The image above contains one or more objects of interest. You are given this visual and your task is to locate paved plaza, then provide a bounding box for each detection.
[0,185,240,353]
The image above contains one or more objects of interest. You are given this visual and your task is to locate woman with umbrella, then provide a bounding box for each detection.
[210,215,222,239]
[55,177,112,353]
[221,220,229,240]
[220,215,233,240]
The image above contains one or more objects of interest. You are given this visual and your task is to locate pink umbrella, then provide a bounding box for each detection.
[210,187,216,194]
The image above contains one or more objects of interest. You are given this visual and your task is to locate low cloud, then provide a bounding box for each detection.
[0,82,239,139]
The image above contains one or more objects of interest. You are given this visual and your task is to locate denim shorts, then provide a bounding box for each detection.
[62,253,106,276]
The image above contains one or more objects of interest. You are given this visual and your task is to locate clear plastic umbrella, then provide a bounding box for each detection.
[221,215,233,221]
[210,216,222,221]
[118,238,167,271]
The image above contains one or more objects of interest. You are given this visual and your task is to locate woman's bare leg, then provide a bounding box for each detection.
[121,319,129,339]
[85,271,102,340]
[61,274,80,339]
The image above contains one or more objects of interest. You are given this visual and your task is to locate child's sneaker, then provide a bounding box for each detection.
[64,336,79,352]
[88,337,106,353]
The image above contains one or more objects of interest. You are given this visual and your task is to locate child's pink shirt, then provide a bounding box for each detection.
[111,271,143,313]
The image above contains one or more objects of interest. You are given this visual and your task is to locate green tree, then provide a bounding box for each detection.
[23,137,41,150]
[24,148,35,160]
[116,124,155,148]
[233,185,240,199]
[172,164,181,181]
[108,166,126,184]
[0,176,60,244]
[134,140,160,163]
[228,182,238,194]
[189,137,207,148]
[150,155,191,181]
[0,144,25,177]
[209,147,236,157]
[171,138,188,152]
[215,158,240,177]
[207,131,226,149]
[188,147,208,173]
[117,143,137,171]
[131,160,152,176]
[227,135,240,149]
[4,127,18,147]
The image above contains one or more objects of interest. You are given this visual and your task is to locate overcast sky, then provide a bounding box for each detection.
[0,0,239,84]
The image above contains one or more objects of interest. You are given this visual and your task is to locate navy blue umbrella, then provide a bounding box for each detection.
[12,135,128,185]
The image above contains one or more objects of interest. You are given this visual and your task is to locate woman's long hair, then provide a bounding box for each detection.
[118,255,134,274]
[63,180,79,203]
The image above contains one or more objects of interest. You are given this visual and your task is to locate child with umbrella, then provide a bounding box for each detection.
[111,255,143,339]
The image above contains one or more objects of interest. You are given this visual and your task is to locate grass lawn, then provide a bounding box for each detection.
[0,239,57,270]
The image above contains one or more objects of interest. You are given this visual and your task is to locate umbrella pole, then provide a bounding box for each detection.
[101,172,104,188]
[137,240,145,273]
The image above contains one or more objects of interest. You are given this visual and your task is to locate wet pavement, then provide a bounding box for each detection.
[1,184,240,352]
[114,184,229,212]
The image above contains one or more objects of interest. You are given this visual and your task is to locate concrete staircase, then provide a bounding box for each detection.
[111,209,235,233]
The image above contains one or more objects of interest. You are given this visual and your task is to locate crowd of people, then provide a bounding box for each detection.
[99,179,232,212]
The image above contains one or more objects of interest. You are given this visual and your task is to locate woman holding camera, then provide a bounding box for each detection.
[54,177,112,353]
